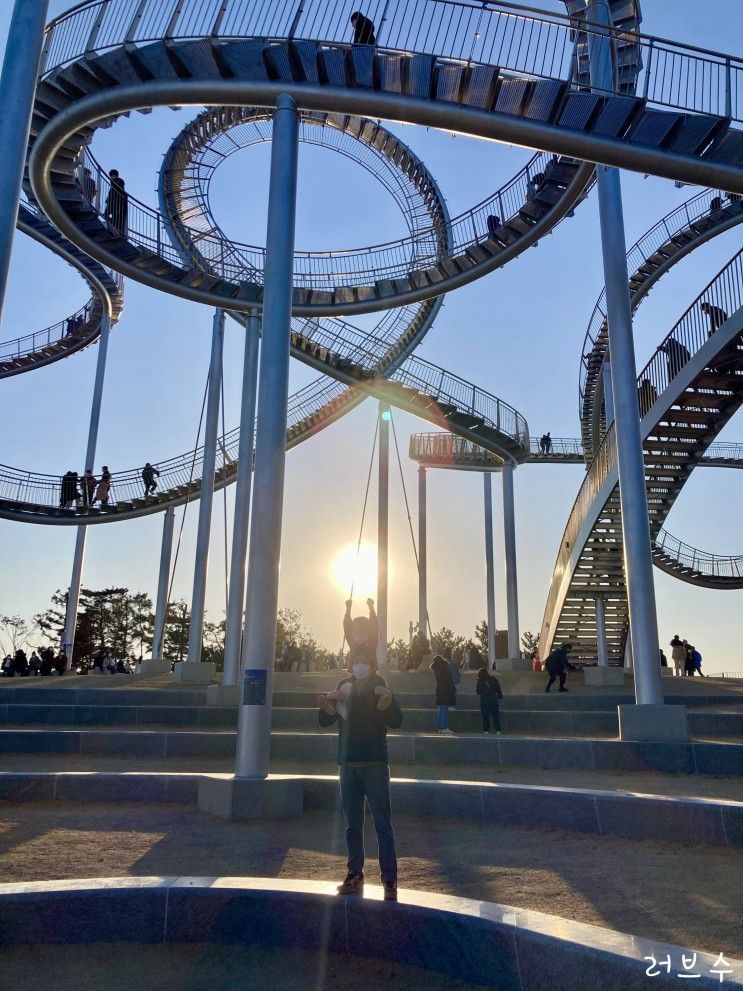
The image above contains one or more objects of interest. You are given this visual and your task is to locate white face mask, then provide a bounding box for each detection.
[352,663,372,681]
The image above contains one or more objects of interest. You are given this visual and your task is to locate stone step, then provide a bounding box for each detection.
[0,704,740,738]
[0,728,740,774]
[0,771,740,849]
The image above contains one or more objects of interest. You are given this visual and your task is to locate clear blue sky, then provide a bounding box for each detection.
[0,1,741,670]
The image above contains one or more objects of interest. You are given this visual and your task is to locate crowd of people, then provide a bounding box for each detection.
[1,647,67,678]
[59,462,161,509]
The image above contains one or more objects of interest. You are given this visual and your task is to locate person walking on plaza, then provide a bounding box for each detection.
[544,642,575,692]
[477,666,503,734]
[670,634,686,677]
[350,10,376,45]
[430,653,457,733]
[142,461,160,497]
[318,598,402,902]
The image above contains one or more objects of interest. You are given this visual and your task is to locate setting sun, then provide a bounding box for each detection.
[330,542,379,601]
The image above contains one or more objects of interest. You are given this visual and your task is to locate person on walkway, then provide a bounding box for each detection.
[29,651,41,676]
[700,301,728,336]
[142,461,160,497]
[691,645,705,677]
[638,378,658,414]
[477,666,503,734]
[53,651,67,676]
[662,337,691,380]
[486,214,502,239]
[39,648,54,677]
[539,432,552,454]
[544,642,575,692]
[60,471,79,509]
[669,635,685,676]
[95,466,112,506]
[105,169,128,235]
[350,10,375,45]
[13,650,29,677]
[430,653,457,733]
[81,469,97,507]
[318,597,402,902]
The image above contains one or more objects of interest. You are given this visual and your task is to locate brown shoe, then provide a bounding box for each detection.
[337,872,364,895]
[383,881,398,902]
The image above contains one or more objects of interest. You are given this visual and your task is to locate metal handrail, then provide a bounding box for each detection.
[654,528,743,579]
[40,0,741,120]
[0,350,527,514]
[579,188,743,420]
[80,137,563,291]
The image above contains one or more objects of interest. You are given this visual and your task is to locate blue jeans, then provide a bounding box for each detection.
[437,705,449,730]
[339,764,397,883]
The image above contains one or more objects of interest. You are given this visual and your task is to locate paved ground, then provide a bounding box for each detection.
[0,943,487,991]
[2,753,741,801]
[0,804,740,956]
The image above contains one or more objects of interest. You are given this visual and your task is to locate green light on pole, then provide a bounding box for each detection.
[381,409,391,422]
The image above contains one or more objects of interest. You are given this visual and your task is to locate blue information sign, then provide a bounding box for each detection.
[242,669,267,706]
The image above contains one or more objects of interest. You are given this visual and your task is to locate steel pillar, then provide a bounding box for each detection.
[152,506,175,661]
[377,402,390,666]
[595,594,608,668]
[587,1,663,706]
[418,466,427,639]
[603,359,615,427]
[222,310,260,685]
[62,313,111,664]
[235,95,299,778]
[0,0,51,323]
[186,308,225,663]
[501,463,519,659]
[483,472,497,670]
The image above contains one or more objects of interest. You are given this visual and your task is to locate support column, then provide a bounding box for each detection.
[501,463,519,660]
[176,309,224,681]
[603,359,615,427]
[232,95,300,784]
[151,507,175,662]
[483,473,496,670]
[0,0,51,323]
[377,403,390,667]
[62,313,111,666]
[418,466,427,639]
[221,310,260,689]
[587,2,665,715]
[595,594,608,668]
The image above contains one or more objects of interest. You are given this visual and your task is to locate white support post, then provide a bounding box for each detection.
[501,463,519,659]
[418,466,427,638]
[222,310,260,686]
[234,95,299,779]
[0,0,51,323]
[595,594,608,668]
[587,1,664,708]
[377,402,390,667]
[483,472,496,670]
[151,507,175,661]
[62,313,111,666]
[182,308,224,672]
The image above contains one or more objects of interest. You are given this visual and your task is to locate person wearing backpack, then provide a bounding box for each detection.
[476,667,503,734]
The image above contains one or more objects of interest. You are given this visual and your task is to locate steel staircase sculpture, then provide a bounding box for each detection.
[0,198,123,377]
[540,248,743,662]
[24,0,742,317]
[580,187,743,460]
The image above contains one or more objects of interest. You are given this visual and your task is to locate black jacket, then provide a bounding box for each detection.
[544,646,574,676]
[319,673,402,765]
[476,674,502,711]
[431,656,456,707]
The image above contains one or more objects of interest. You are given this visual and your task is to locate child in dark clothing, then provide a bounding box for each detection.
[476,667,503,734]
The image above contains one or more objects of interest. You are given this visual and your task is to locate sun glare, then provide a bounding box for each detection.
[330,542,378,601]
